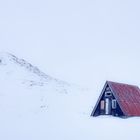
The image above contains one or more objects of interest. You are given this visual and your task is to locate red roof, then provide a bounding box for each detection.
[108,81,140,116]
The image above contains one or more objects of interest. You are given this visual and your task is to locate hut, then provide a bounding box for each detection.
[91,81,140,117]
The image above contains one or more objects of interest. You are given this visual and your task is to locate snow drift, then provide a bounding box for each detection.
[0,52,139,140]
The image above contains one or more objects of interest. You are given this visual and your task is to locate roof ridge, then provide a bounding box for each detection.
[107,81,139,88]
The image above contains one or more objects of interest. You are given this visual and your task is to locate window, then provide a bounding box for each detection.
[106,87,110,91]
[112,99,117,109]
[105,91,112,97]
[100,100,105,110]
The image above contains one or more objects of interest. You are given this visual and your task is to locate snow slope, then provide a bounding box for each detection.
[0,53,139,140]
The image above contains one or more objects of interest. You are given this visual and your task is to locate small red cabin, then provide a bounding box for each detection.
[91,81,140,118]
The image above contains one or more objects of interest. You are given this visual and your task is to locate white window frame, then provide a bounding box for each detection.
[112,99,117,109]
[105,91,112,97]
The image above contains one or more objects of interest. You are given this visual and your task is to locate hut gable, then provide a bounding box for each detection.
[91,81,140,117]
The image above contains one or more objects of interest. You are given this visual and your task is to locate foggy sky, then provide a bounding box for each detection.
[0,0,140,88]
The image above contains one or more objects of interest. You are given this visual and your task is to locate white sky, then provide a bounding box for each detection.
[0,0,140,87]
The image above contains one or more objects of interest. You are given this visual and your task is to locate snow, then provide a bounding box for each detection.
[0,53,140,140]
[0,0,140,139]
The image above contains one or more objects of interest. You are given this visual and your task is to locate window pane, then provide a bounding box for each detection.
[100,100,105,110]
[112,100,117,109]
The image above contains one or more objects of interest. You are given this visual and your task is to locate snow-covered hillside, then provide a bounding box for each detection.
[0,52,70,89]
[0,53,139,140]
